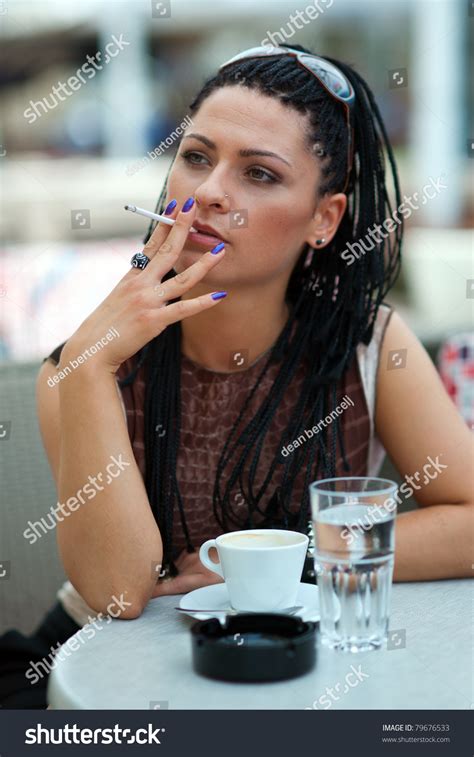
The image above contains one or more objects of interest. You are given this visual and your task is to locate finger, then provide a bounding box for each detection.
[152,572,224,597]
[121,199,179,283]
[157,289,229,328]
[142,198,180,262]
[142,197,197,281]
[151,245,226,304]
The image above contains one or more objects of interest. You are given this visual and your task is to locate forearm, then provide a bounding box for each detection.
[393,502,474,581]
[57,358,162,615]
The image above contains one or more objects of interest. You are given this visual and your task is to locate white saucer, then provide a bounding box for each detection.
[178,582,319,623]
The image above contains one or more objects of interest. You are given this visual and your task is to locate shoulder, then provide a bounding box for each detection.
[379,307,413,355]
[376,307,430,385]
[375,307,429,413]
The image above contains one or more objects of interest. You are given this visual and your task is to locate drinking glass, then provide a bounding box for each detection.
[309,477,398,652]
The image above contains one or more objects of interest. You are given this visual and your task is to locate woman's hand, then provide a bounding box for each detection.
[59,197,226,373]
[151,547,224,597]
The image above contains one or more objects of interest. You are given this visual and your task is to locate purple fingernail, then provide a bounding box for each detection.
[211,291,227,301]
[182,197,195,212]
[164,199,177,215]
[211,241,225,254]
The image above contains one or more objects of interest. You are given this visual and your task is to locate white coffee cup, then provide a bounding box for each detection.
[199,529,309,612]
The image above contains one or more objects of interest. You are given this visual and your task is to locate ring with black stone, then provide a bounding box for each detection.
[130,251,150,270]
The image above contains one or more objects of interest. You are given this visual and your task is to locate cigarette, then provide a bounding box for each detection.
[124,204,197,233]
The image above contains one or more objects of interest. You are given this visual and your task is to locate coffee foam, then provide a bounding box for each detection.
[221,532,302,548]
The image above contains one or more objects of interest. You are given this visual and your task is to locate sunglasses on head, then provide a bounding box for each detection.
[219,46,355,193]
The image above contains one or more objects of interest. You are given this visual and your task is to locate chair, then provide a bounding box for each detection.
[0,361,66,635]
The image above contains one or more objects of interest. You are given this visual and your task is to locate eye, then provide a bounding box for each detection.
[180,150,279,184]
[247,166,278,184]
[181,150,208,166]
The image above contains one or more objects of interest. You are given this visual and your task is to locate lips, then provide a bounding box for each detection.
[192,221,227,243]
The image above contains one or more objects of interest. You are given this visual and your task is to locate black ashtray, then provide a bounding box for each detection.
[190,613,317,683]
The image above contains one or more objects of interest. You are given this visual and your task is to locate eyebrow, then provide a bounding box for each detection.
[182,132,293,168]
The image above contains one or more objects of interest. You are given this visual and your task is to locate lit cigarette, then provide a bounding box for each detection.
[124,204,197,233]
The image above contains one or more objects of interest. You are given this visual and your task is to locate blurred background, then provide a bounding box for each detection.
[0,0,472,363]
[0,0,473,633]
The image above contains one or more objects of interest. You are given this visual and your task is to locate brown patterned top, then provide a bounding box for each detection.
[46,338,369,558]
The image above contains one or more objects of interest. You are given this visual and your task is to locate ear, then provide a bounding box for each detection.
[304,193,347,248]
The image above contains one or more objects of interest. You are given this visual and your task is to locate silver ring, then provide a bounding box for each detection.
[130,251,150,270]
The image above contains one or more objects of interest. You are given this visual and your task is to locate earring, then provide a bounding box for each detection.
[315,238,326,246]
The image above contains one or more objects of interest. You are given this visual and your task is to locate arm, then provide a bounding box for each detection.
[35,196,227,614]
[37,355,163,618]
[374,310,474,581]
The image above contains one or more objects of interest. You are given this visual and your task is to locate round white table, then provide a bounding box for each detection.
[47,579,472,710]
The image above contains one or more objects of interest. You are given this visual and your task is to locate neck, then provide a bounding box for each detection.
[180,286,291,373]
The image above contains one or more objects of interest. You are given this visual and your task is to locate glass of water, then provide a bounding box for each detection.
[309,477,398,653]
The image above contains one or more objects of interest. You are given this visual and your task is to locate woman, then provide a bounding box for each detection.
[1,44,472,708]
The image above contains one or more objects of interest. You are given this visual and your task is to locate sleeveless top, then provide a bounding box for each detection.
[44,304,393,627]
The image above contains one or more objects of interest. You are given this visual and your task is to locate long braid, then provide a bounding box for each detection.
[119,43,403,573]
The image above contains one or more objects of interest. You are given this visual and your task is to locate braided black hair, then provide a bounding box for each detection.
[119,43,403,575]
